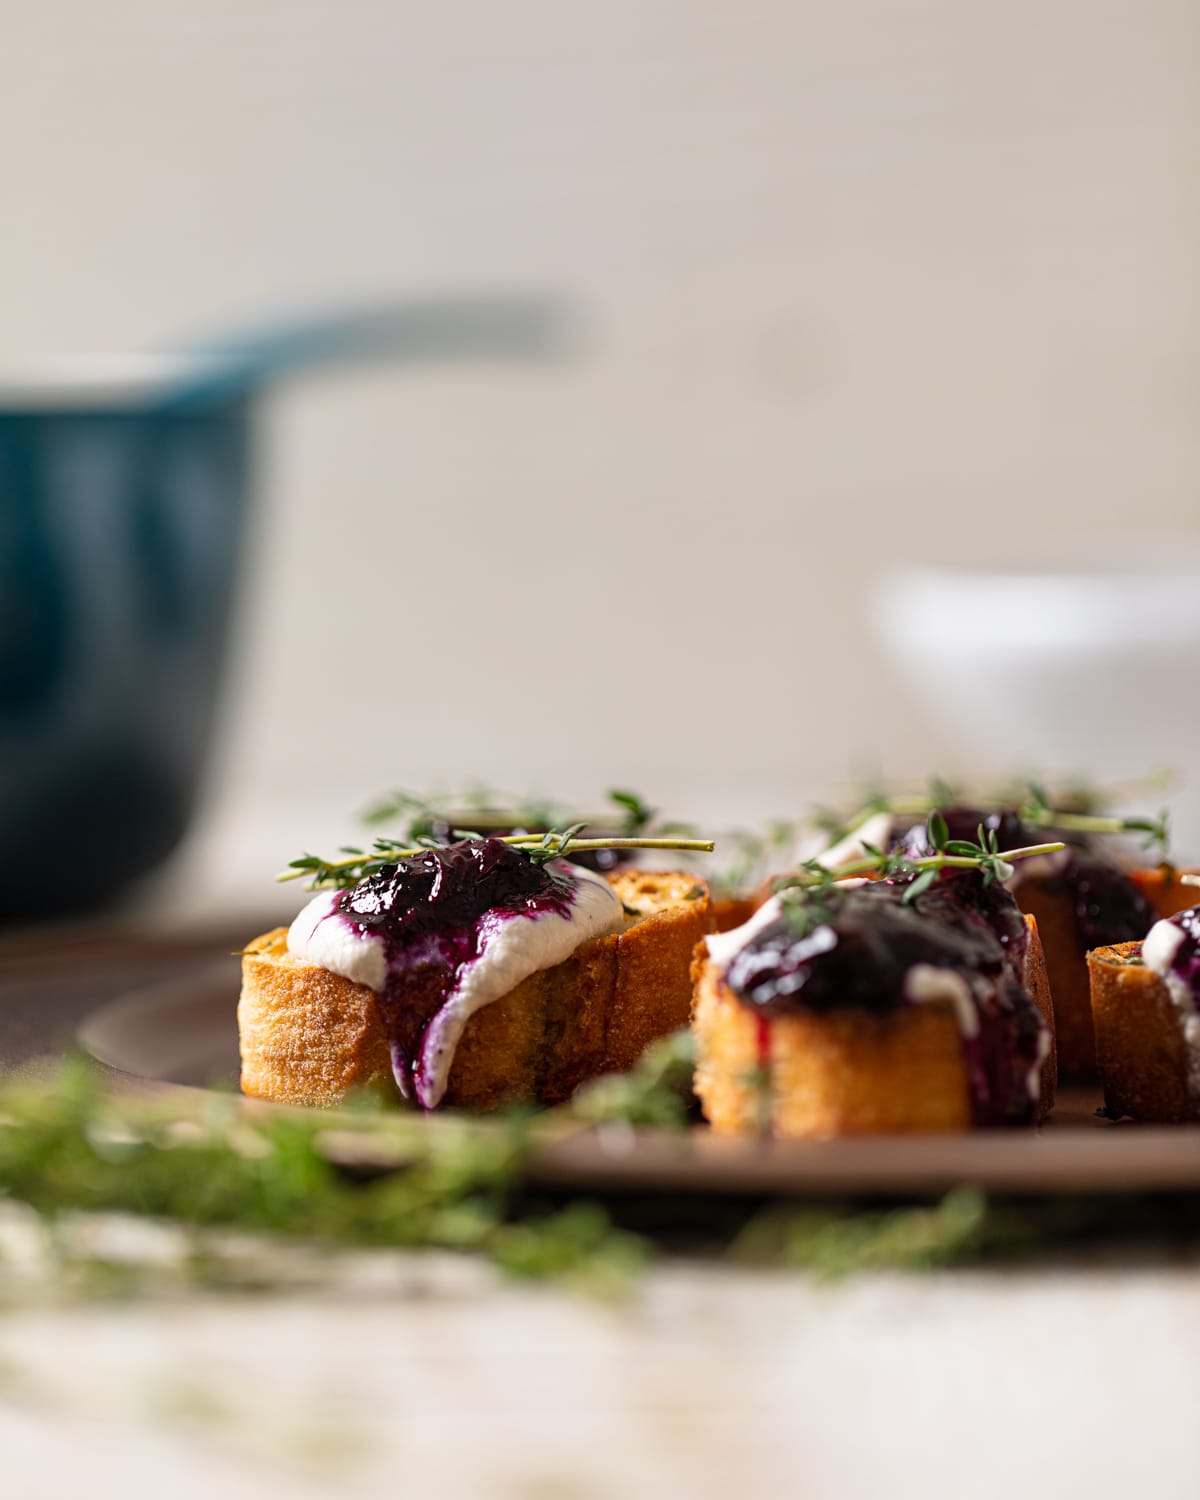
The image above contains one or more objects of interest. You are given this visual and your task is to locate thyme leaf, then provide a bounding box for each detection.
[361,785,692,844]
[772,834,1064,906]
[812,777,1171,861]
[280,828,716,890]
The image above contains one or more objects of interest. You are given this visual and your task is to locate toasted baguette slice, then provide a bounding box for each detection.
[1011,879,1096,1078]
[691,915,1054,1137]
[1017,869,1177,1079]
[1087,941,1200,1123]
[239,869,712,1111]
[710,894,761,934]
[1024,915,1057,1114]
[1131,866,1200,920]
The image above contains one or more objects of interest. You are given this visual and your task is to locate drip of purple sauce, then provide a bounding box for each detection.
[896,805,1154,950]
[722,874,1045,1126]
[334,838,575,1105]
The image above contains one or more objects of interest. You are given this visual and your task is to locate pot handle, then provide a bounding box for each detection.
[152,294,567,410]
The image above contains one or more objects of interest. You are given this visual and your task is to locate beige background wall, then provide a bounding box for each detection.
[2,1,1197,905]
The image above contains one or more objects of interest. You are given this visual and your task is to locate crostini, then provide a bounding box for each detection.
[240,836,713,1112]
[1087,906,1200,1123]
[886,805,1157,1078]
[692,868,1054,1138]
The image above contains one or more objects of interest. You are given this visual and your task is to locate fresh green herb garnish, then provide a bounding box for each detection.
[0,1039,697,1299]
[771,818,1066,929]
[1095,947,1145,967]
[361,785,695,843]
[280,825,715,890]
[569,1031,697,1130]
[812,776,1171,862]
[607,788,655,836]
[732,1188,990,1276]
[1015,781,1170,856]
[0,1057,663,1298]
[4,1049,1200,1300]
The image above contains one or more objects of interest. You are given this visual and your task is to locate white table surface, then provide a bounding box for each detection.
[2,1239,1199,1500]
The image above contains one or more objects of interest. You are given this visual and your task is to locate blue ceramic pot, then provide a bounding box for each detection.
[0,395,251,917]
[0,301,560,918]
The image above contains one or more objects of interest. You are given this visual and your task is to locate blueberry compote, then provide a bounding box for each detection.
[722,874,1046,1125]
[897,805,1154,949]
[423,815,631,873]
[337,838,575,1105]
[912,867,1029,979]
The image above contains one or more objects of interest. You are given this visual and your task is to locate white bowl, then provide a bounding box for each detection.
[874,557,1200,854]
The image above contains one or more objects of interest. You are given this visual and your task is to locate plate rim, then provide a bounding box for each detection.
[75,968,1200,1198]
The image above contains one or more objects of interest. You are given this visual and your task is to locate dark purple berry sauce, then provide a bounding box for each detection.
[911,866,1030,978]
[335,838,575,1106]
[1057,851,1154,950]
[897,805,1028,859]
[896,805,1154,950]
[423,815,630,873]
[722,875,1046,1126]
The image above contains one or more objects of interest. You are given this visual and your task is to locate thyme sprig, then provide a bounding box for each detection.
[816,777,1169,861]
[280,826,716,890]
[7,1053,1200,1302]
[361,785,694,843]
[1015,782,1169,855]
[773,814,1065,919]
[0,1059,649,1299]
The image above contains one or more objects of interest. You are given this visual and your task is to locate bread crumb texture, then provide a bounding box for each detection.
[238,872,713,1111]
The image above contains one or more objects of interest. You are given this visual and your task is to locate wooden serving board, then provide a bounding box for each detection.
[77,966,1200,1198]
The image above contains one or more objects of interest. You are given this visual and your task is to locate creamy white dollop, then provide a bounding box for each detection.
[287,862,625,1109]
[1141,917,1200,1094]
[902,963,979,1038]
[288,889,388,990]
[704,886,867,971]
[703,895,787,970]
[1142,917,1187,980]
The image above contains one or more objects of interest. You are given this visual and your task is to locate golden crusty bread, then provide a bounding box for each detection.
[1015,867,1170,1080]
[1131,866,1200,920]
[1010,879,1095,1079]
[691,915,1055,1137]
[710,894,760,934]
[239,869,712,1111]
[1024,915,1057,1114]
[1087,940,1200,1123]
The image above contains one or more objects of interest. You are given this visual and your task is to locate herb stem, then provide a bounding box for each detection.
[278,833,715,887]
[531,836,716,854]
[818,841,1064,884]
[1022,810,1135,836]
[824,789,1168,861]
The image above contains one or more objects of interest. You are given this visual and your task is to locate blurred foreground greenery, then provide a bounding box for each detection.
[0,1041,1198,1304]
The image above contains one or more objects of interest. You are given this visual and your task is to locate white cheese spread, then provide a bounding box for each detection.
[1141,917,1200,1096]
[287,862,625,1109]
